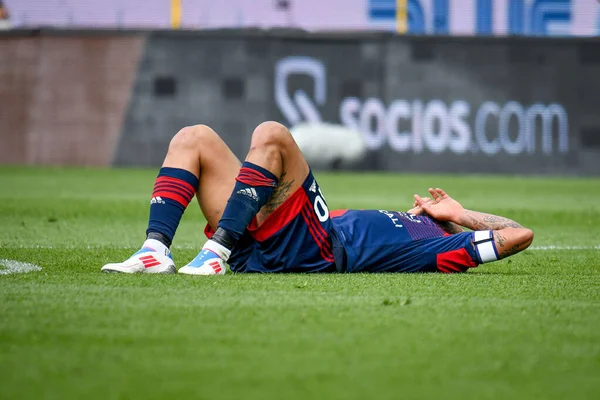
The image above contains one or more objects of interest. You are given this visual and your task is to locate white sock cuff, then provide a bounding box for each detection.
[143,239,170,257]
[203,239,232,261]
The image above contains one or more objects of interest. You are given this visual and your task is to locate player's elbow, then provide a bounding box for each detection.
[518,227,534,250]
[493,227,534,260]
[501,226,534,252]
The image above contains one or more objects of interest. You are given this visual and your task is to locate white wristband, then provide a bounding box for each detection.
[473,230,499,263]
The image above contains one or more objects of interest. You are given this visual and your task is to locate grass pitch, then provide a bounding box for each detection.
[1,166,599,400]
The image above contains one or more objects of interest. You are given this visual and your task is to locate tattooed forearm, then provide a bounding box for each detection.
[263,172,294,214]
[482,215,522,229]
[466,214,492,230]
[458,210,522,231]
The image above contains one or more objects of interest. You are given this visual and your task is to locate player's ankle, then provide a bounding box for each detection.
[212,227,236,250]
[203,239,232,261]
[142,238,170,257]
[147,231,172,247]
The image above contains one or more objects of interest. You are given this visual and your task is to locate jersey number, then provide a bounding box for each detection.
[314,188,329,223]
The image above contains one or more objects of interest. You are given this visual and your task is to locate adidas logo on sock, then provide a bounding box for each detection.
[236,188,259,201]
[150,196,165,205]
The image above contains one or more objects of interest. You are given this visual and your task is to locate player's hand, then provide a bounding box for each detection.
[407,197,433,215]
[413,188,464,222]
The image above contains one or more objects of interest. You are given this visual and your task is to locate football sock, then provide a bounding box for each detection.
[141,238,170,257]
[216,161,278,246]
[146,167,199,247]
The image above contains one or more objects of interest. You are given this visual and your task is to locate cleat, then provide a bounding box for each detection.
[101,247,176,274]
[178,249,228,275]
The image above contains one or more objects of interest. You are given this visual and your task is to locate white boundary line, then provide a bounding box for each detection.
[528,245,600,251]
[1,244,599,251]
[0,259,43,275]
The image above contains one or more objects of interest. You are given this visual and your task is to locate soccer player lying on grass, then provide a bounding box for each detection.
[101,122,534,275]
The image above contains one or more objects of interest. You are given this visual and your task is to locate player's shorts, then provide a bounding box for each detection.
[205,170,337,273]
[331,210,498,273]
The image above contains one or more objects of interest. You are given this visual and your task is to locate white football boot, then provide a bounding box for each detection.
[101,247,176,274]
[178,240,230,275]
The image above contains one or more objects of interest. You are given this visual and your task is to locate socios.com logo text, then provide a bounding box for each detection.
[274,56,568,156]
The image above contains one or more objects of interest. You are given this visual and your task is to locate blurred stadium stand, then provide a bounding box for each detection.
[2,0,599,36]
[0,1,599,174]
[0,0,10,30]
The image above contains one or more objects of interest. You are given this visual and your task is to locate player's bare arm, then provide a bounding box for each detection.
[457,210,533,258]
[414,188,534,259]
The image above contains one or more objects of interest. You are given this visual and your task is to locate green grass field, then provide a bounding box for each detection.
[1,166,599,400]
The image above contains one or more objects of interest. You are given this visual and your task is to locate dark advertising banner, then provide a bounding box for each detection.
[110,31,600,175]
[270,36,598,174]
[115,32,274,166]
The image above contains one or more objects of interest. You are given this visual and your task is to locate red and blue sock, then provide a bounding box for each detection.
[217,161,278,243]
[146,167,199,247]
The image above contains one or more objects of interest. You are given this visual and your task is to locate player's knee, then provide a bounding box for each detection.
[251,121,293,148]
[170,124,218,152]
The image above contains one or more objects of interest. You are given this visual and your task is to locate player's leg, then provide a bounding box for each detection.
[101,125,241,274]
[179,121,311,275]
[163,125,242,230]
[247,121,310,225]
